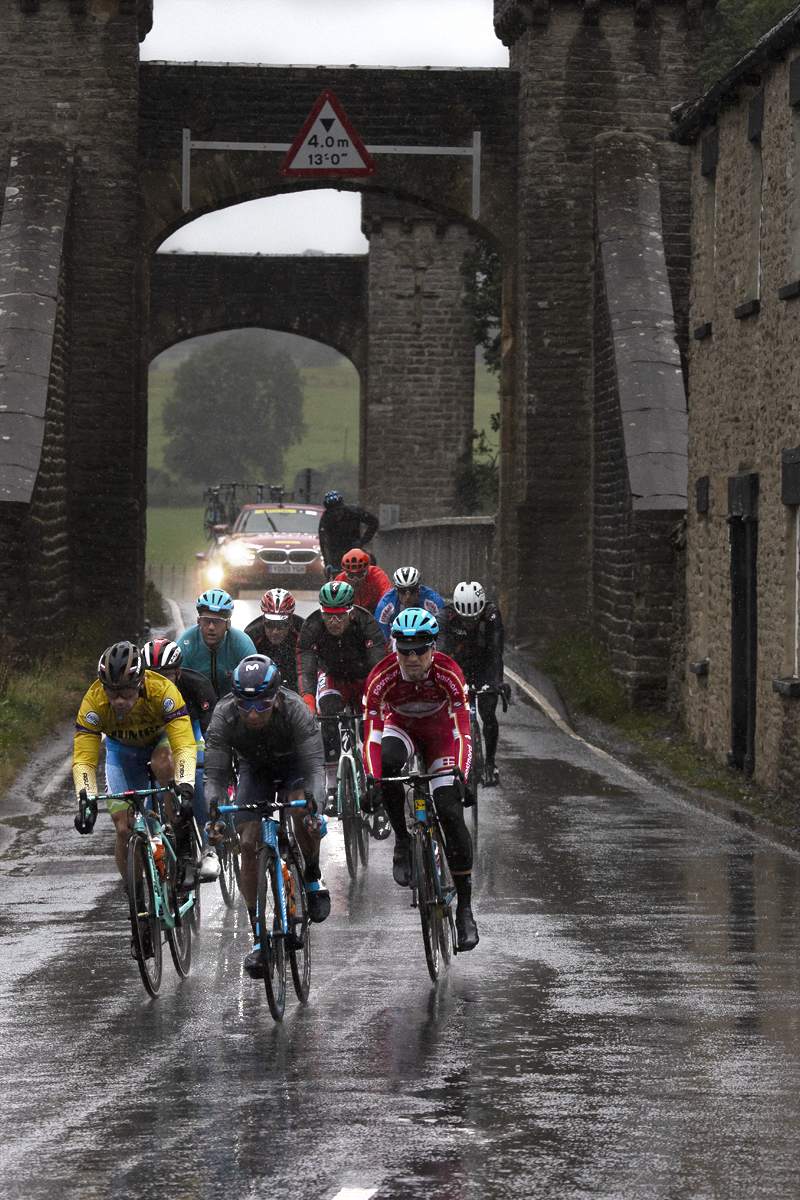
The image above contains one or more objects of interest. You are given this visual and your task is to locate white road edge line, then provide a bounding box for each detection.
[503,666,655,790]
[41,754,74,797]
[166,597,184,636]
[330,1190,378,1200]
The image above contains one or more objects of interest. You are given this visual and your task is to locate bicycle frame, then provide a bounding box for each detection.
[85,786,196,931]
[216,797,308,938]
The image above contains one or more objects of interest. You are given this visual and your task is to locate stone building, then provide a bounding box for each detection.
[674,5,800,787]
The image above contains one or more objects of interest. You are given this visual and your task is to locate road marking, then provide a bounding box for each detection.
[41,754,74,797]
[331,1191,377,1200]
[165,597,184,635]
[503,666,655,791]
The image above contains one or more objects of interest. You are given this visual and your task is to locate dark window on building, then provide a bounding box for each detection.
[701,128,719,176]
[748,91,764,143]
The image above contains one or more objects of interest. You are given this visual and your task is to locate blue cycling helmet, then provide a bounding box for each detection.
[196,588,234,615]
[391,607,439,645]
[324,490,344,509]
[232,654,281,701]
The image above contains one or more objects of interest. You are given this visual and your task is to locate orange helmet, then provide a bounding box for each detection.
[341,548,370,573]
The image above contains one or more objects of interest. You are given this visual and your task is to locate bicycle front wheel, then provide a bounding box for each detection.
[218,818,239,908]
[287,848,312,1003]
[412,826,443,983]
[127,834,163,997]
[339,758,359,879]
[256,848,286,1020]
[165,830,192,977]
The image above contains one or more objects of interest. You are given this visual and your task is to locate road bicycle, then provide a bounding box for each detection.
[215,791,318,1021]
[202,485,229,541]
[466,682,510,832]
[318,710,371,879]
[76,785,201,998]
[380,769,461,983]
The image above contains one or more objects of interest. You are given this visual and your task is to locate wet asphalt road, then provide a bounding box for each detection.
[4,620,800,1197]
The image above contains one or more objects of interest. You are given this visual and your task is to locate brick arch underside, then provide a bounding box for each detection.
[149,254,367,372]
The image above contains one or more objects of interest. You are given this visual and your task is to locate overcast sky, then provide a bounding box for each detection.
[146,0,507,256]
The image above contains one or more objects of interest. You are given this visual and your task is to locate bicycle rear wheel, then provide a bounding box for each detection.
[127,834,163,997]
[256,848,286,1020]
[218,818,239,908]
[354,749,370,868]
[287,848,312,1002]
[412,825,443,983]
[339,758,359,879]
[468,715,483,836]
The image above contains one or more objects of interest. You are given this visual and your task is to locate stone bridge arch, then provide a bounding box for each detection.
[140,71,518,523]
[149,253,368,371]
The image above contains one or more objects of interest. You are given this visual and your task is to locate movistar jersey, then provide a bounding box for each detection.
[178,625,257,698]
[72,671,197,798]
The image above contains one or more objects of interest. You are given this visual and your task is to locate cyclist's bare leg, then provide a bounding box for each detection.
[111,808,134,882]
[150,744,173,785]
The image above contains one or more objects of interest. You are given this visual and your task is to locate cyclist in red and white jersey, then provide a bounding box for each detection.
[362,608,479,950]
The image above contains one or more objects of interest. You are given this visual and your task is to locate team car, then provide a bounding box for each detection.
[197,503,326,597]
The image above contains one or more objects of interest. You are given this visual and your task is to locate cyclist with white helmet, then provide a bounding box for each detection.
[142,638,220,881]
[179,588,257,698]
[374,566,444,645]
[244,588,305,693]
[318,491,379,580]
[437,581,505,787]
[203,654,330,978]
[362,608,479,951]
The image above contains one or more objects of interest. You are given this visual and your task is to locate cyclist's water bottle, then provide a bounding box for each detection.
[415,793,426,820]
[282,861,295,917]
[152,835,165,879]
[433,840,441,879]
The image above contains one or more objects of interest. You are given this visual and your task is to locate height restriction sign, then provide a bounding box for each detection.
[279,90,377,178]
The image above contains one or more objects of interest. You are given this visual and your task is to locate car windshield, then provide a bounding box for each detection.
[236,508,320,535]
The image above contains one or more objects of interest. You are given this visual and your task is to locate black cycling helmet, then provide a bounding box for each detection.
[324,490,344,509]
[97,641,145,689]
[231,654,281,702]
[142,638,183,672]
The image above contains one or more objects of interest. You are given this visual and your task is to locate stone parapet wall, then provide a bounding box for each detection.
[374,517,495,602]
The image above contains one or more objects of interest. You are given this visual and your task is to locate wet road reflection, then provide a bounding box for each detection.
[3,689,800,1198]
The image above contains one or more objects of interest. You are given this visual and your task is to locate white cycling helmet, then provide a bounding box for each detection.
[393,566,420,589]
[453,581,486,617]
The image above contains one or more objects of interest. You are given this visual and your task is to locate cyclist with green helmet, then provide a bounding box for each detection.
[179,588,257,698]
[298,580,386,795]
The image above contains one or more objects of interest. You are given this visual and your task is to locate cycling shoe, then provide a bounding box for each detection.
[392,840,412,887]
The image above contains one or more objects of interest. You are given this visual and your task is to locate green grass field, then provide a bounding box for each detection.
[146,358,499,564]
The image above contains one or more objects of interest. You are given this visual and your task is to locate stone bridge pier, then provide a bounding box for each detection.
[361,195,476,522]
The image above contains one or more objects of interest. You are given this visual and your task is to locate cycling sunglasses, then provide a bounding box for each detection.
[235,696,276,713]
[198,615,228,627]
[396,586,419,595]
[395,642,434,657]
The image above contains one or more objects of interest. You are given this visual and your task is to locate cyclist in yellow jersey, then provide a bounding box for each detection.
[73,642,197,885]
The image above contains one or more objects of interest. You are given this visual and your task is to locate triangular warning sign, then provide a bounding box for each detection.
[279,90,377,179]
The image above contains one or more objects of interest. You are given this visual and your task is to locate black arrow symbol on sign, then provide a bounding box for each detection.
[320,119,335,132]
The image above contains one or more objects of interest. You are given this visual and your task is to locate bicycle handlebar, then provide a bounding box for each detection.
[468,682,510,713]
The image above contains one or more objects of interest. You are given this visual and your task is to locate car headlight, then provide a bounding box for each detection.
[205,562,225,587]
[223,540,256,567]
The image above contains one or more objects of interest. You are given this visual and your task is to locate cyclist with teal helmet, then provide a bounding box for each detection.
[362,607,479,951]
[179,589,257,698]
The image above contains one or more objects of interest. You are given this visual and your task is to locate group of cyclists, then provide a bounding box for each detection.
[72,489,508,977]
